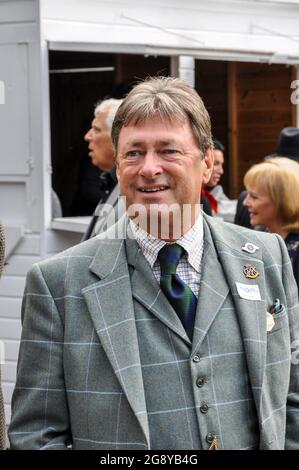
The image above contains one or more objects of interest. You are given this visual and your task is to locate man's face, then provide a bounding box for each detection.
[116,116,213,234]
[206,149,224,188]
[84,111,115,171]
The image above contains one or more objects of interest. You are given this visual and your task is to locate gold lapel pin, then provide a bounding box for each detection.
[243,264,260,279]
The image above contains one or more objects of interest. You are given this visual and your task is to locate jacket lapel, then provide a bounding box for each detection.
[204,215,267,422]
[191,221,230,353]
[82,217,150,446]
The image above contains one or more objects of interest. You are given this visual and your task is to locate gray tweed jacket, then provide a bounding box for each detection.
[8,214,299,449]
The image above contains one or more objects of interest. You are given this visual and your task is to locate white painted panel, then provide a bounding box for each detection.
[1,362,17,384]
[0,43,30,175]
[46,22,299,61]
[42,0,299,60]
[0,318,22,340]
[2,340,20,362]
[14,234,41,256]
[0,0,36,23]
[3,255,40,277]
[41,0,299,32]
[0,277,26,298]
[268,0,299,3]
[4,403,11,424]
[3,226,24,260]
[0,298,22,319]
[2,382,14,403]
[51,217,90,234]
[0,183,27,226]
[0,22,37,44]
[46,229,82,255]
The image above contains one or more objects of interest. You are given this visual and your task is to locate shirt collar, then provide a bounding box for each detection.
[129,212,204,272]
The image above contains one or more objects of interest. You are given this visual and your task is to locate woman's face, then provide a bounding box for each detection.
[243,184,279,229]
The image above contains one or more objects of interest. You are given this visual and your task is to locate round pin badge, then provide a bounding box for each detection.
[242,242,259,254]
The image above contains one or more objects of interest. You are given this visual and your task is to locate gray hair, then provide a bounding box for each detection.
[94,98,123,132]
[111,76,213,155]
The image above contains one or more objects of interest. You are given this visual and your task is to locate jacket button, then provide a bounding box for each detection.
[206,433,216,444]
[192,354,201,363]
[196,377,206,388]
[200,402,209,413]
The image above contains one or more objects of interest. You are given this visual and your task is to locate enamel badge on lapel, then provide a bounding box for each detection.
[243,264,260,279]
[242,242,259,254]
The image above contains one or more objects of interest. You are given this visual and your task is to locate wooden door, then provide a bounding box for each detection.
[228,62,296,197]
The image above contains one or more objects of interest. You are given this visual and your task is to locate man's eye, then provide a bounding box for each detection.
[126,150,142,158]
[160,149,179,155]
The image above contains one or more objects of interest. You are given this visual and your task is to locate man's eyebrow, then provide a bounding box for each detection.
[124,139,181,147]
[124,140,144,147]
[159,139,180,146]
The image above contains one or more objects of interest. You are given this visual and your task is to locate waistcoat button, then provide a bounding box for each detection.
[192,354,201,363]
[206,433,216,444]
[196,377,206,388]
[200,402,209,413]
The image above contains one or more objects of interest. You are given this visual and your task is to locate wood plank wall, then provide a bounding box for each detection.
[196,60,296,198]
[229,62,296,197]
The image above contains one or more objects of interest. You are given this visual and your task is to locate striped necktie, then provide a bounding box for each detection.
[158,243,197,339]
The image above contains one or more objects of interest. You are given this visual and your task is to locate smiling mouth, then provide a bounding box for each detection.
[138,186,169,193]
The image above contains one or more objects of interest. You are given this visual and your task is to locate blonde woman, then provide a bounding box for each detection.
[243,157,299,288]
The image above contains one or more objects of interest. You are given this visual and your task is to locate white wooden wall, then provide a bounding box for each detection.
[41,0,299,63]
[0,0,40,424]
[0,0,73,423]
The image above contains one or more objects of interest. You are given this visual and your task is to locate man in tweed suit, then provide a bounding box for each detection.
[9,77,299,450]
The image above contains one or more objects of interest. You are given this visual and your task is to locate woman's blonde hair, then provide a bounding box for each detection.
[244,157,299,232]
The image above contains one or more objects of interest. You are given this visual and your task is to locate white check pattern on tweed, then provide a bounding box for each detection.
[129,213,204,297]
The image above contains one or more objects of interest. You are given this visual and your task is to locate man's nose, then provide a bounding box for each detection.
[138,152,163,178]
[84,129,92,142]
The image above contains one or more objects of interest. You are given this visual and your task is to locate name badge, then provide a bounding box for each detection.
[236,282,261,301]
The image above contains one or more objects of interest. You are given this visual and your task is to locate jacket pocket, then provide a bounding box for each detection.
[267,304,287,334]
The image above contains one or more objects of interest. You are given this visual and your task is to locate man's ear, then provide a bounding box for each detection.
[202,148,214,184]
[116,158,120,180]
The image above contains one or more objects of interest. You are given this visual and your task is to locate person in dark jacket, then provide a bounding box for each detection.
[234,190,253,229]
